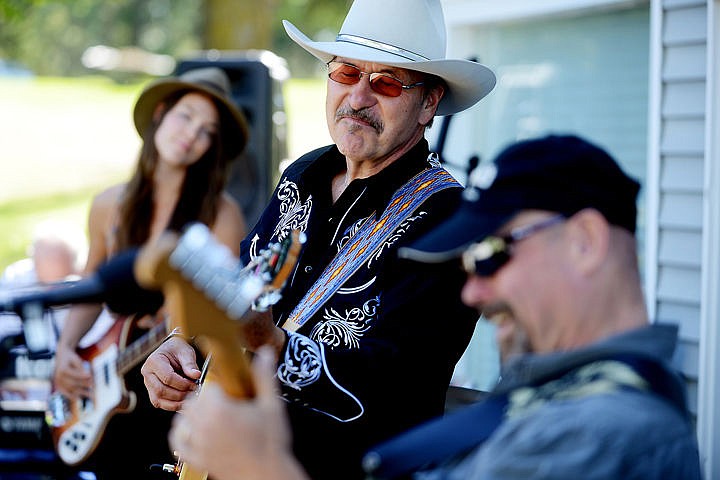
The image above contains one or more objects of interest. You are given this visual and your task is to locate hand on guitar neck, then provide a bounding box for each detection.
[134,223,301,479]
[139,225,300,413]
[142,308,283,411]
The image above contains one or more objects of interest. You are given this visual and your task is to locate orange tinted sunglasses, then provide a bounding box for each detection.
[327,61,424,97]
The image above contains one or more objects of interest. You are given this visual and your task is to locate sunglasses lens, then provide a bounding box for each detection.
[462,237,511,276]
[328,63,361,85]
[472,251,511,276]
[368,74,403,97]
[327,62,404,97]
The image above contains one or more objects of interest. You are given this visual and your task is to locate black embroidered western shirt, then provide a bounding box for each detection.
[240,139,478,480]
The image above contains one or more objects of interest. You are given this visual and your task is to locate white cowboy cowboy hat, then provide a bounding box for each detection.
[283,0,496,116]
[133,67,249,157]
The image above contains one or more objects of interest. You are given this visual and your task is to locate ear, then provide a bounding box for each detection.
[419,83,444,125]
[567,209,610,275]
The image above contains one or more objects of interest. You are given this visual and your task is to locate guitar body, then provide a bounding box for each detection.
[179,462,209,480]
[48,315,169,466]
[134,224,301,479]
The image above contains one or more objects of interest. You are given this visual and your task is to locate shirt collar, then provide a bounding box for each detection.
[495,323,679,392]
[303,139,433,217]
[350,139,433,217]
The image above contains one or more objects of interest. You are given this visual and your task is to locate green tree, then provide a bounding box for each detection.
[204,0,278,50]
[2,0,203,77]
[271,0,352,76]
[0,0,348,78]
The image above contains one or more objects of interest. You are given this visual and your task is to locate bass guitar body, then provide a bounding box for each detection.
[47,315,166,466]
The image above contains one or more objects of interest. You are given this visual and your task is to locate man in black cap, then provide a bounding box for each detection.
[166,134,701,480]
[364,133,702,479]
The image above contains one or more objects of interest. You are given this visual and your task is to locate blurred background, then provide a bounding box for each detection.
[0,2,348,475]
[0,0,349,269]
[2,1,718,478]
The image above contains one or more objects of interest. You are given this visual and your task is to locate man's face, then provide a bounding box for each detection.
[460,211,570,355]
[325,57,439,165]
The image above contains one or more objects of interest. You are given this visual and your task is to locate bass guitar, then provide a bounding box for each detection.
[46,313,169,466]
[134,223,302,480]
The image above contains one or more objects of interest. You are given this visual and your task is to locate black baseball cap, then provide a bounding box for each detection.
[400,134,641,263]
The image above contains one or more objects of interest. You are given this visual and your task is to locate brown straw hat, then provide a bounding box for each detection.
[133,67,249,157]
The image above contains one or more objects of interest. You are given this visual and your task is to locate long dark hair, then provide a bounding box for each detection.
[115,90,234,251]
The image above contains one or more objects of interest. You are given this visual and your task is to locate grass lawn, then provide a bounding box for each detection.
[0,75,328,271]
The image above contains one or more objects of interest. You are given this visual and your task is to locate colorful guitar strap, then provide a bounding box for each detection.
[283,165,460,332]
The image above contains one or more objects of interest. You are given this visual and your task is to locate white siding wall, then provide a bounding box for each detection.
[445,2,718,472]
[651,2,720,477]
[695,0,720,476]
[649,0,705,419]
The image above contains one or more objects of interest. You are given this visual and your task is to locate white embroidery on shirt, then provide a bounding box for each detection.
[337,216,371,252]
[272,178,312,243]
[369,211,427,267]
[338,277,376,294]
[311,296,380,349]
[277,333,322,390]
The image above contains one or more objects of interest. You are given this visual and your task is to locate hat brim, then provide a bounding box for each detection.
[283,20,495,116]
[133,79,249,157]
[399,207,511,264]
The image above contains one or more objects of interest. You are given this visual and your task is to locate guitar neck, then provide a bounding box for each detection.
[115,320,168,375]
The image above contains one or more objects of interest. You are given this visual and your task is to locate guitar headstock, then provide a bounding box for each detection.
[134,223,302,398]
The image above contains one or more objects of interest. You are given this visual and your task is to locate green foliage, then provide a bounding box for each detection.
[0,190,92,271]
[272,0,353,76]
[1,0,349,79]
[2,0,204,78]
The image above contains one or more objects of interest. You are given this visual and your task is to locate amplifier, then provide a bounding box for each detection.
[0,378,53,449]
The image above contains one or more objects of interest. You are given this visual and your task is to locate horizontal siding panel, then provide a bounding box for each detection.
[658,192,703,228]
[658,230,702,267]
[663,44,706,80]
[663,0,706,9]
[657,265,701,303]
[656,304,700,340]
[661,156,704,191]
[663,5,707,45]
[662,81,706,117]
[660,118,705,154]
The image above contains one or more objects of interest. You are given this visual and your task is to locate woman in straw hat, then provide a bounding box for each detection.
[52,67,249,479]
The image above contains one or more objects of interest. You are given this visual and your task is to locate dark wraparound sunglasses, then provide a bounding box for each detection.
[462,215,566,276]
[327,61,424,97]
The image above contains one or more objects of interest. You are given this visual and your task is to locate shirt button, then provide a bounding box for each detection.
[304,266,312,273]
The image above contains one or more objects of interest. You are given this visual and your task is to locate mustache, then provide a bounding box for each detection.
[335,107,384,133]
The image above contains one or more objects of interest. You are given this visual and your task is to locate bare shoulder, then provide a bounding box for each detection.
[92,184,126,210]
[212,192,246,255]
[87,183,126,230]
[217,192,244,224]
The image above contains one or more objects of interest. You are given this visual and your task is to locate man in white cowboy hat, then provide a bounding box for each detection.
[143,1,495,478]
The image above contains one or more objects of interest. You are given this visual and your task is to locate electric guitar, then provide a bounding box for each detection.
[45,313,170,466]
[134,223,302,480]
